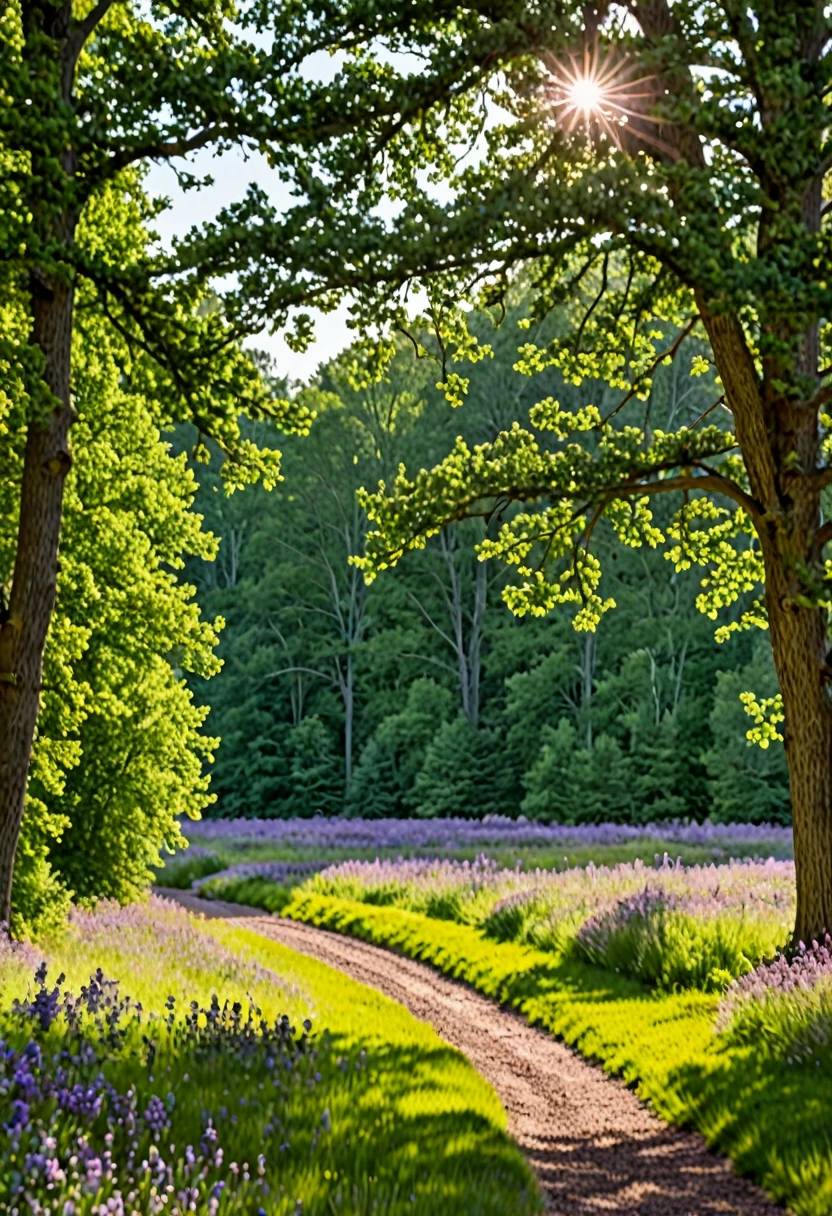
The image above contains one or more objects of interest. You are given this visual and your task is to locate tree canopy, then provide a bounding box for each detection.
[187,308,789,829]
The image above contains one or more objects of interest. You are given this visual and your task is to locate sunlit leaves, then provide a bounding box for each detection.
[740,691,785,748]
[666,502,765,629]
[356,370,742,634]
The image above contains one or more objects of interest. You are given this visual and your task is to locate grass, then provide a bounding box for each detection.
[269,889,832,1216]
[0,899,541,1216]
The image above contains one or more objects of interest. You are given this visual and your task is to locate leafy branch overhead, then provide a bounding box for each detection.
[354,362,763,632]
[1,0,500,479]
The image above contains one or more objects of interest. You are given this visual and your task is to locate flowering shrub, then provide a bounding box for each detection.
[216,854,796,991]
[574,887,767,991]
[719,936,832,1060]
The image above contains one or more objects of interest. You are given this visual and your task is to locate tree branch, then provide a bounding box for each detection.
[601,317,699,425]
[101,125,222,181]
[265,665,334,685]
[67,0,115,61]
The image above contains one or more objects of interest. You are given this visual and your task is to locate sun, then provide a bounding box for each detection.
[568,75,605,116]
[545,51,666,153]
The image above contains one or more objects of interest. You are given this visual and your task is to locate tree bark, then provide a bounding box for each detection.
[764,547,832,944]
[341,652,355,790]
[579,632,596,749]
[0,278,75,927]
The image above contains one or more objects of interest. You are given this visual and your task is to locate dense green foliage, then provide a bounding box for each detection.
[188,317,789,823]
[0,186,229,934]
[278,892,832,1216]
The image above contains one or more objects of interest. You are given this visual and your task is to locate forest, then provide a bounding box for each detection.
[4,1,832,1210]
[186,301,790,826]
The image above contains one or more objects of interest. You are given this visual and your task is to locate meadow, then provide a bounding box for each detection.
[163,817,796,891]
[184,817,832,1216]
[0,896,540,1215]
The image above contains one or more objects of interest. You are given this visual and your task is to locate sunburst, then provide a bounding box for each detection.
[547,48,673,156]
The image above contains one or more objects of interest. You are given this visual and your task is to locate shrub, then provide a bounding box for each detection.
[719,935,832,1060]
[572,887,771,991]
[154,847,225,889]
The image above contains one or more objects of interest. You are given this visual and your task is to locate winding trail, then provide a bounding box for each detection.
[158,888,784,1215]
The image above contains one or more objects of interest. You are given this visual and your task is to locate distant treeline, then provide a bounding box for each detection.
[186,301,790,824]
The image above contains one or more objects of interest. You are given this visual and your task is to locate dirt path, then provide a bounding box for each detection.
[159,888,783,1215]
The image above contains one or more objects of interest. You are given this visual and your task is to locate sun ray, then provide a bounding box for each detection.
[544,47,665,153]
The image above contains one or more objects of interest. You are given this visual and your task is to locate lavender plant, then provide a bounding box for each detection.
[208,854,796,991]
[573,886,775,992]
[0,964,325,1216]
[719,937,832,1061]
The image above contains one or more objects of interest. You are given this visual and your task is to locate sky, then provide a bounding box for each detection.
[146,150,355,387]
[144,42,360,386]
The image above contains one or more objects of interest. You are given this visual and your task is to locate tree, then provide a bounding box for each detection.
[522,722,635,824]
[348,677,454,817]
[0,0,477,923]
[190,316,768,823]
[412,716,511,819]
[1,196,222,930]
[402,525,495,725]
[312,0,832,943]
[285,716,343,817]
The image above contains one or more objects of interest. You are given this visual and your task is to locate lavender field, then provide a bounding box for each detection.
[169,816,795,894]
[0,898,538,1216]
[185,815,794,856]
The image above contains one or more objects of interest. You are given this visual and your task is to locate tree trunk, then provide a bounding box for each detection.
[579,632,596,749]
[0,278,75,927]
[466,553,487,727]
[765,558,832,944]
[343,653,354,790]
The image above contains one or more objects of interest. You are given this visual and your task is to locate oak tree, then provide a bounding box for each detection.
[0,0,473,924]
[239,0,832,944]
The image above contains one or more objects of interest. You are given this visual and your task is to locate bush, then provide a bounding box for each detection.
[719,936,832,1060]
[412,717,511,818]
[572,887,777,991]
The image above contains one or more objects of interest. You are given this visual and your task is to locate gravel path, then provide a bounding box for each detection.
[158,888,784,1215]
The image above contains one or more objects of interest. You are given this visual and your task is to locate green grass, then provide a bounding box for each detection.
[0,901,541,1216]
[176,836,792,878]
[277,890,832,1216]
